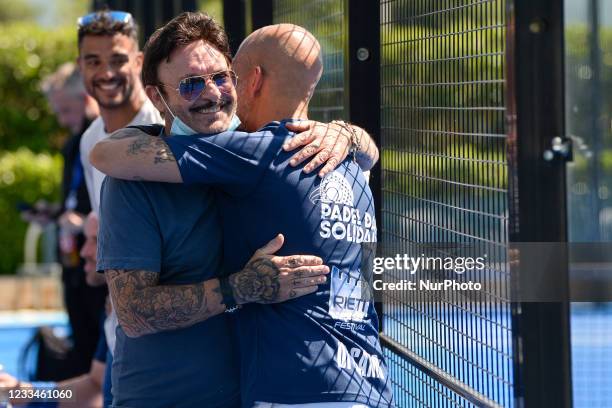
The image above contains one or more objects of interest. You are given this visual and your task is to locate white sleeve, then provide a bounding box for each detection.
[90,168,106,214]
[80,129,98,214]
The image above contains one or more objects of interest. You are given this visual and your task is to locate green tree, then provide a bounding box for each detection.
[0,22,76,273]
[0,22,77,152]
[0,149,62,274]
[0,0,39,23]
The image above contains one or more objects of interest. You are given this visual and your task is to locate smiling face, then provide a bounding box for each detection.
[78,33,142,110]
[148,40,236,134]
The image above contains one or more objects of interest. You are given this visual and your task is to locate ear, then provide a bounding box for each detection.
[145,85,166,115]
[251,65,264,96]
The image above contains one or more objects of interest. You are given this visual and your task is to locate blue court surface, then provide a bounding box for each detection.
[0,311,68,377]
[383,303,612,407]
[571,304,612,407]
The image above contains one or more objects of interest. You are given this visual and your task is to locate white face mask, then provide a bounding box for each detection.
[156,87,241,135]
[227,114,242,131]
[156,87,198,135]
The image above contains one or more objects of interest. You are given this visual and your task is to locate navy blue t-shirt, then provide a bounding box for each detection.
[103,351,112,408]
[97,146,240,408]
[165,121,393,407]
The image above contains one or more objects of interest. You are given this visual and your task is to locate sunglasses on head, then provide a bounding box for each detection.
[77,10,134,27]
[160,70,238,102]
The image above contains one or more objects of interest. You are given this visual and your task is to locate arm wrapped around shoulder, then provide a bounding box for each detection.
[89,127,182,183]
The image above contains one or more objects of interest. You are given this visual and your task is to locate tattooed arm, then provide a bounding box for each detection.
[106,268,224,338]
[106,235,329,338]
[89,127,182,182]
[91,124,380,182]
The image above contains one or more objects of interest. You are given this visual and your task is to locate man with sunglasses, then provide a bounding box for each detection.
[92,12,392,408]
[85,11,343,408]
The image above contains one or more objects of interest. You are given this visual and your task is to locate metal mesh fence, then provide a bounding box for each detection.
[384,348,479,408]
[272,0,346,122]
[379,0,513,406]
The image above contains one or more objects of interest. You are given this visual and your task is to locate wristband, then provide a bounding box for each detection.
[331,120,361,160]
[219,276,241,313]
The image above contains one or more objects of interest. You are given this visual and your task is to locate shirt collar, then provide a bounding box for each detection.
[259,118,306,132]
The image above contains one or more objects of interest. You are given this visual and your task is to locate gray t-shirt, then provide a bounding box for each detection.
[97,174,240,408]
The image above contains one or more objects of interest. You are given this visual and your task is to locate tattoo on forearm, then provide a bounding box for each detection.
[106,269,214,337]
[229,258,282,304]
[126,135,176,164]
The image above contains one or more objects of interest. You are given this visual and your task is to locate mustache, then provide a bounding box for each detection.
[189,97,233,112]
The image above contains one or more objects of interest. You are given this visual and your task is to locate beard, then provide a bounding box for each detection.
[91,77,133,110]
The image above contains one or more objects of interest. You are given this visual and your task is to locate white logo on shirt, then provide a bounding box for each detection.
[309,171,354,206]
[312,170,377,243]
[329,266,370,322]
[336,342,385,380]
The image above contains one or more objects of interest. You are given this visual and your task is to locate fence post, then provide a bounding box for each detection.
[506,0,573,406]
[223,0,246,55]
[245,0,273,34]
[343,0,382,330]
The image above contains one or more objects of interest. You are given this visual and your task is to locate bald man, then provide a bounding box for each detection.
[92,15,391,408]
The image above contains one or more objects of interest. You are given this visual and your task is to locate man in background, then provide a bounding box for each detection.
[41,62,106,377]
[77,10,162,214]
[0,214,109,407]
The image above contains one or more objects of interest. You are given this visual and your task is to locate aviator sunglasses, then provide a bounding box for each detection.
[77,10,134,27]
[159,70,238,102]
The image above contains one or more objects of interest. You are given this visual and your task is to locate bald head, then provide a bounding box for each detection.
[237,24,322,99]
[233,24,323,129]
